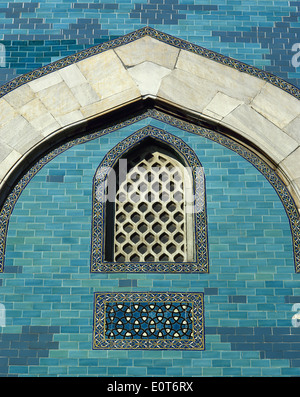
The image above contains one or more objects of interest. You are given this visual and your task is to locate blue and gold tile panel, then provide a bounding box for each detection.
[93,292,205,350]
[105,302,193,339]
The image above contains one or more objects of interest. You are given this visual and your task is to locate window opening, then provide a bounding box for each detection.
[111,142,194,263]
[91,126,209,273]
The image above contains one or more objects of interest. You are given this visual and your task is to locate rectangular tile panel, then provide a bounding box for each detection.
[93,292,204,350]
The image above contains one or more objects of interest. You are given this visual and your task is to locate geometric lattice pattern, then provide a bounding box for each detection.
[93,292,205,350]
[105,302,192,339]
[114,146,188,263]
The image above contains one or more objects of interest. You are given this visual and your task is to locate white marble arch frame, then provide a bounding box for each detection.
[0,28,299,211]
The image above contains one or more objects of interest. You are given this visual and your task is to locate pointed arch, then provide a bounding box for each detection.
[0,109,299,273]
[0,27,299,215]
[0,28,299,273]
[90,125,209,273]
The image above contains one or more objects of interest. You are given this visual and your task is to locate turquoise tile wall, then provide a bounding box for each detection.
[0,116,299,376]
[0,1,299,88]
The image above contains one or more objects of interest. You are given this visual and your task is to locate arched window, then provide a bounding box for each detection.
[110,140,194,263]
[91,126,208,273]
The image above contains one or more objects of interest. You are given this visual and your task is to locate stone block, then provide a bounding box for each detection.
[58,64,87,88]
[56,110,84,127]
[19,98,48,122]
[0,115,30,147]
[28,72,63,93]
[71,83,100,107]
[115,36,179,69]
[0,114,42,155]
[222,104,299,164]
[80,86,140,119]
[29,113,60,138]
[0,98,17,127]
[158,68,219,113]
[203,92,243,120]
[4,84,36,109]
[251,83,300,129]
[284,116,300,143]
[280,147,300,181]
[0,149,21,181]
[77,50,137,99]
[176,50,265,102]
[37,81,80,117]
[0,139,12,162]
[127,61,171,97]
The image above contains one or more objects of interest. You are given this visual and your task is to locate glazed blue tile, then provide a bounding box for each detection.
[0,107,299,376]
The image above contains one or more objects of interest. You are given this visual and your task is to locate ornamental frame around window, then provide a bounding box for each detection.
[90,125,209,273]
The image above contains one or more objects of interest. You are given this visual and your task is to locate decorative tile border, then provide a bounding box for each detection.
[0,27,299,100]
[0,109,299,273]
[90,125,209,273]
[92,292,205,350]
